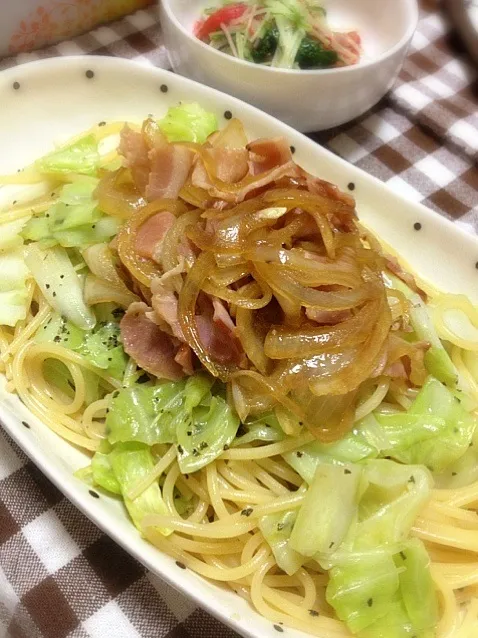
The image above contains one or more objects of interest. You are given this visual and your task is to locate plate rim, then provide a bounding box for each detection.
[1,53,478,638]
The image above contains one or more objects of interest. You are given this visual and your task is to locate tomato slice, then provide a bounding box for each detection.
[195,3,248,40]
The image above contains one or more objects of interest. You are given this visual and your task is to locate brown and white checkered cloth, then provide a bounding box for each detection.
[0,2,477,637]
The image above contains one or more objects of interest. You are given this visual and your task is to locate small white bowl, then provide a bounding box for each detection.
[159,0,418,132]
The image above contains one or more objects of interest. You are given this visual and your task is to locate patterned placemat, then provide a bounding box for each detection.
[1,2,477,637]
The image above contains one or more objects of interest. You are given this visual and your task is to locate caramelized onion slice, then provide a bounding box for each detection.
[117,199,187,286]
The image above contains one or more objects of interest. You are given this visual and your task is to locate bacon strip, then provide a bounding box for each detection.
[120,302,185,380]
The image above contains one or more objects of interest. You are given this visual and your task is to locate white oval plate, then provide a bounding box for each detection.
[1,56,477,638]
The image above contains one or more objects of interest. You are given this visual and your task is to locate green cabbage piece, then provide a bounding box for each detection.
[109,442,171,534]
[408,294,458,387]
[79,322,127,380]
[158,103,218,143]
[232,412,285,447]
[378,377,477,473]
[283,425,378,484]
[25,243,96,330]
[326,551,401,634]
[106,382,187,446]
[320,460,437,638]
[289,463,362,557]
[22,179,119,249]
[259,508,304,576]
[105,375,239,473]
[395,539,438,634]
[176,393,239,473]
[0,287,29,327]
[352,461,433,550]
[34,313,128,383]
[90,440,122,495]
[35,135,100,176]
[0,218,29,253]
[0,244,30,327]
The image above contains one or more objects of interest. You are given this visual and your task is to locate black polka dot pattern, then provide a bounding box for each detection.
[21,421,30,429]
[160,84,168,93]
[224,110,233,120]
[85,70,94,79]
[88,490,100,499]
[13,81,20,90]
[175,561,186,569]
[290,145,296,154]
[348,182,355,191]
[414,222,422,231]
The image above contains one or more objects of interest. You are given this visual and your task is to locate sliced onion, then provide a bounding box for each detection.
[264,301,376,359]
[254,262,380,311]
[84,274,138,308]
[117,199,187,286]
[95,168,146,218]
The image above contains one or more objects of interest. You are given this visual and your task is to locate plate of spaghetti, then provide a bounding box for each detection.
[2,56,478,638]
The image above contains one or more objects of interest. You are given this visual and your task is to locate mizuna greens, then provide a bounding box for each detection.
[194,0,361,69]
[2,102,478,638]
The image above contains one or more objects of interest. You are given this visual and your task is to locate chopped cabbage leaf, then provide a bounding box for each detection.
[109,442,171,535]
[158,103,218,143]
[379,377,477,473]
[35,135,100,176]
[290,463,362,556]
[259,508,304,576]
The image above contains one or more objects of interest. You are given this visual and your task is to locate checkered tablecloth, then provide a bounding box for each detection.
[0,2,477,637]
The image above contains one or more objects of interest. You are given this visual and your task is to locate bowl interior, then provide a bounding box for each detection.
[163,0,417,65]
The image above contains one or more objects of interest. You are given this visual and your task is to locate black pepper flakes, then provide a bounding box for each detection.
[199,441,208,450]
[296,451,303,458]
[177,444,184,455]
[329,541,335,549]
[45,284,50,289]
[192,448,200,457]
[309,610,319,617]
[367,598,373,607]
[223,444,229,451]
[408,475,415,484]
[399,551,407,560]
[98,121,106,127]
[241,507,253,517]
[277,522,285,531]
[52,292,57,297]
[344,469,352,475]
[452,472,457,476]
